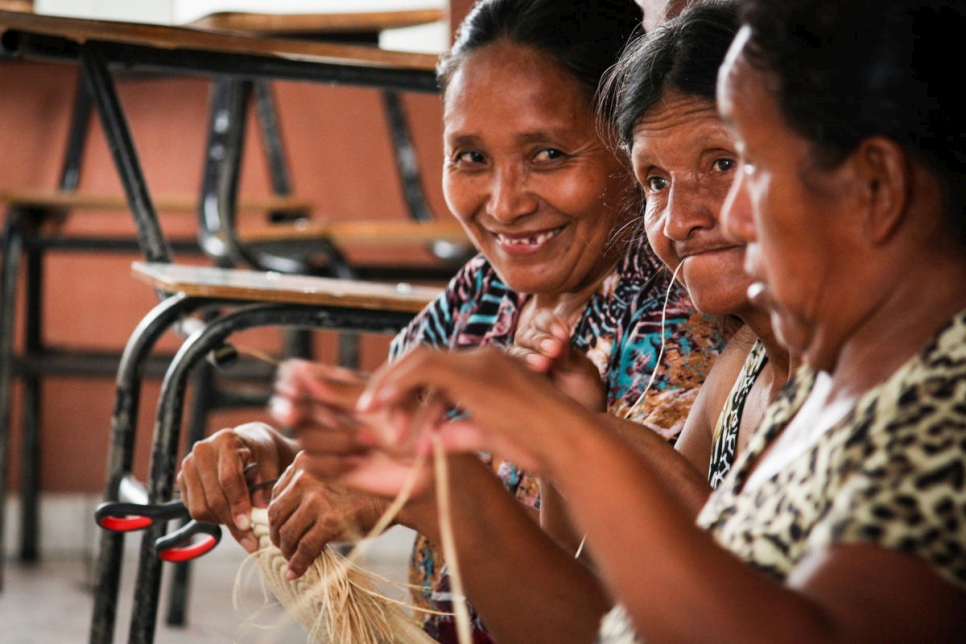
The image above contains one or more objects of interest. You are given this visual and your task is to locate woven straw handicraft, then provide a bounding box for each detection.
[246,507,434,644]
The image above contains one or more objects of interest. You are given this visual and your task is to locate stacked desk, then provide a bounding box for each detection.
[0,5,456,642]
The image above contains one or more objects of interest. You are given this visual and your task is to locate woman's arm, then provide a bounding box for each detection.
[402,456,611,644]
[543,411,965,642]
[603,331,755,514]
[360,347,966,642]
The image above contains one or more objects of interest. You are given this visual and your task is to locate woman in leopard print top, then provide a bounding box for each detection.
[352,0,966,641]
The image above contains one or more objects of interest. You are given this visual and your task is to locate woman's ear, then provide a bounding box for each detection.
[852,136,911,245]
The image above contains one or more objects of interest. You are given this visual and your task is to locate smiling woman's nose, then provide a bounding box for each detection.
[487,169,537,223]
[721,170,756,243]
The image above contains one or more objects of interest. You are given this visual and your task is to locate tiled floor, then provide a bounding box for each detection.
[0,524,416,643]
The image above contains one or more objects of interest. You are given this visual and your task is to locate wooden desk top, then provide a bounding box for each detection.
[0,7,440,72]
[193,9,444,36]
[133,261,442,313]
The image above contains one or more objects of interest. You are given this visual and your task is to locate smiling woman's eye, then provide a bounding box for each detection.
[452,150,486,166]
[533,148,566,163]
[713,157,737,172]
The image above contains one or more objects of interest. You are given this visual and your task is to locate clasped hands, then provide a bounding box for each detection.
[276,309,606,487]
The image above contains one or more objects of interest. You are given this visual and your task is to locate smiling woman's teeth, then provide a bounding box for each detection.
[498,228,561,245]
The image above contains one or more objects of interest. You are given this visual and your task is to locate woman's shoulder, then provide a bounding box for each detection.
[675,329,759,464]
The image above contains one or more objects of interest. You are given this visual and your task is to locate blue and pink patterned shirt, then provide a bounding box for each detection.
[391,232,724,641]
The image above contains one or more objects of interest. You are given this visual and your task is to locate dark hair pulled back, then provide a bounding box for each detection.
[604,1,739,152]
[739,0,966,240]
[438,0,642,101]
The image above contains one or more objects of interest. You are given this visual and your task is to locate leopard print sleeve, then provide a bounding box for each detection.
[809,323,966,591]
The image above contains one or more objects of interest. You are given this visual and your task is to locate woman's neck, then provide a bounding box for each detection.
[525,256,621,324]
[738,304,798,394]
[831,254,966,402]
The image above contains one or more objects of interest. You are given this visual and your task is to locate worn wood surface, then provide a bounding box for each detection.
[0,8,440,70]
[192,9,444,35]
[132,261,441,312]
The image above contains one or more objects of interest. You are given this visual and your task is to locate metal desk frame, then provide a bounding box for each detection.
[0,9,441,642]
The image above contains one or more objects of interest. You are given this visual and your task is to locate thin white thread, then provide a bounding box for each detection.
[432,432,473,644]
[623,261,684,420]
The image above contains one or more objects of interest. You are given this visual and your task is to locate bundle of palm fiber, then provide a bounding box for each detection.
[246,507,434,643]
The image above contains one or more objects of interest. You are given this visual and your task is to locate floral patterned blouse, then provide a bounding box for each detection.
[391,233,724,641]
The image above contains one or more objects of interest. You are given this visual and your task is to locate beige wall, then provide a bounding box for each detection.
[0,59,447,492]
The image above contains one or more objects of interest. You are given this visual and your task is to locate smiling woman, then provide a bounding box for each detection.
[440,41,630,301]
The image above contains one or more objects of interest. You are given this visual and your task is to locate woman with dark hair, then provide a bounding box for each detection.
[177,0,722,641]
[521,0,791,508]
[345,0,966,640]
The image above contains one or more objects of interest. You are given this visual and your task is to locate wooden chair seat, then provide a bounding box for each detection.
[132,261,442,312]
[0,189,466,249]
[0,189,311,216]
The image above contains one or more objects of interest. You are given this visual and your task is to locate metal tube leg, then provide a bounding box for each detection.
[163,361,216,627]
[80,44,170,266]
[382,90,431,222]
[19,373,40,562]
[88,294,209,644]
[19,242,43,563]
[253,80,292,199]
[0,209,26,590]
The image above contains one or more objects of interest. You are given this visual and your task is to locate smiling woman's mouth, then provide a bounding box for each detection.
[495,226,565,247]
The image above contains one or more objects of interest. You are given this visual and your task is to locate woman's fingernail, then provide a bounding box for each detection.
[286,568,298,580]
[539,338,557,353]
[234,513,251,531]
[269,396,293,421]
[356,389,374,411]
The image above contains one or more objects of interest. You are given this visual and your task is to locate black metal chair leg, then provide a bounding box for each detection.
[253,80,293,200]
[163,360,216,628]
[19,373,40,563]
[128,302,416,643]
[19,242,43,563]
[88,294,212,644]
[0,209,26,590]
[80,44,171,267]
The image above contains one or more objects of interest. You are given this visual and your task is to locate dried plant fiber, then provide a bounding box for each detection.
[247,507,434,644]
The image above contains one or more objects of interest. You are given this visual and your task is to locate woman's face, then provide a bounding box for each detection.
[442,42,631,297]
[631,92,748,317]
[718,29,866,369]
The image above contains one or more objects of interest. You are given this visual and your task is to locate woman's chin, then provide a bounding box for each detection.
[688,288,753,319]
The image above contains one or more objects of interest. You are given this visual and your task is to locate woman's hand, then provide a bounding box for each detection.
[358,346,591,474]
[271,359,437,501]
[177,422,297,553]
[510,310,606,412]
[266,451,390,579]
